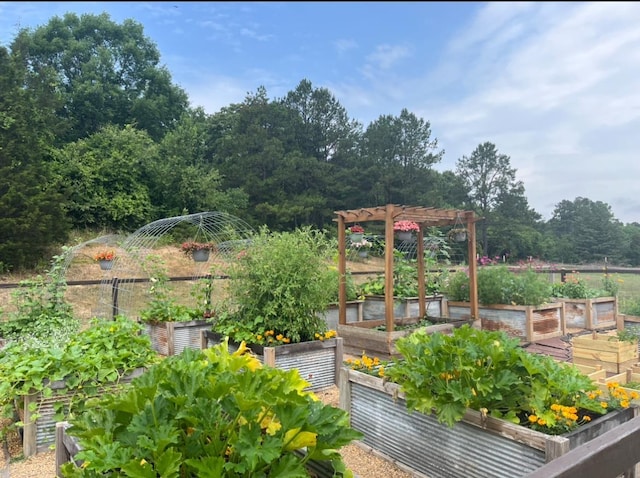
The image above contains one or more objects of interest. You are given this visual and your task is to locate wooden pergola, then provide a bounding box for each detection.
[334,204,480,331]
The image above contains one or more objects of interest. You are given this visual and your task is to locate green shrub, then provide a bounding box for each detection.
[446,266,551,306]
[386,325,632,434]
[551,273,596,299]
[61,342,362,477]
[217,226,335,344]
[0,247,79,346]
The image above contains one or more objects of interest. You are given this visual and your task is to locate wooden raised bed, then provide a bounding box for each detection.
[339,367,638,478]
[558,297,617,330]
[572,331,639,374]
[202,330,342,392]
[337,316,471,359]
[145,319,211,356]
[446,301,565,342]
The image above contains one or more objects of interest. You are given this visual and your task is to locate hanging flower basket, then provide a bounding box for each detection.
[393,221,419,242]
[348,225,365,243]
[94,250,116,270]
[181,242,215,262]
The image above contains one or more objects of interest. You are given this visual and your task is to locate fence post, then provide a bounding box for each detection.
[111,277,120,320]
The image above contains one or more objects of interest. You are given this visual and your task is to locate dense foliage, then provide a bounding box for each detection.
[0,316,159,439]
[446,265,552,306]
[385,326,636,434]
[61,342,362,477]
[215,227,336,344]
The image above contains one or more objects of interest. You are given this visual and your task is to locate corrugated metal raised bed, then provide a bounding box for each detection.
[558,297,617,330]
[202,330,342,392]
[362,295,443,321]
[447,301,565,342]
[19,368,145,457]
[339,367,638,478]
[55,421,345,478]
[318,299,364,330]
[338,316,471,359]
[145,319,211,356]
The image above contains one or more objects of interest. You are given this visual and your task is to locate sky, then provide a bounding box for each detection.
[1,1,640,224]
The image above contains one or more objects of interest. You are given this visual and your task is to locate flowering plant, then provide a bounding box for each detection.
[180,241,216,257]
[348,225,364,234]
[350,239,372,249]
[393,220,419,232]
[94,250,115,261]
[385,325,634,435]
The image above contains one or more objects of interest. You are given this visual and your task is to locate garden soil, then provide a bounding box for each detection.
[1,248,417,477]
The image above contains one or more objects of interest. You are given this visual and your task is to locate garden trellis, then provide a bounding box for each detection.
[92,211,255,320]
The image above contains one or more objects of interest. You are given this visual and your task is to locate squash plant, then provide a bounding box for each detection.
[386,325,633,435]
[61,340,363,477]
[0,316,159,438]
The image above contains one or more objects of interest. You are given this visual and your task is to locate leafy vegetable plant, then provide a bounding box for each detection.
[385,325,633,435]
[0,316,159,439]
[61,340,362,477]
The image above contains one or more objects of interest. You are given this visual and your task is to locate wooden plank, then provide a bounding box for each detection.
[524,413,640,478]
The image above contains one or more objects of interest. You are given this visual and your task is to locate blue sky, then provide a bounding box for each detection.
[2,1,640,224]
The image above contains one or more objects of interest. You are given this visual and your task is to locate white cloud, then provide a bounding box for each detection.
[423,2,640,223]
[365,44,411,70]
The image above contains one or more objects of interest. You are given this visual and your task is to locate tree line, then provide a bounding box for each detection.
[1,12,638,271]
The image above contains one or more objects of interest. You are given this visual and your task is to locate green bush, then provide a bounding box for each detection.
[446,266,551,306]
[386,325,632,435]
[217,226,336,344]
[61,342,362,477]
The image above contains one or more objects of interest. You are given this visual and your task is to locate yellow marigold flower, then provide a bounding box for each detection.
[283,337,290,343]
[608,382,620,389]
[582,415,591,422]
[256,334,263,341]
[600,402,608,409]
[621,400,630,408]
[631,391,639,400]
[265,330,274,336]
[378,366,385,377]
[315,333,321,339]
[550,404,561,411]
[276,334,284,341]
[528,415,538,423]
[537,418,546,426]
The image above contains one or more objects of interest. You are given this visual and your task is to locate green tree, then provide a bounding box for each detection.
[0,46,69,270]
[52,124,157,230]
[154,108,249,217]
[547,197,623,264]
[455,142,525,256]
[362,109,443,205]
[10,12,189,143]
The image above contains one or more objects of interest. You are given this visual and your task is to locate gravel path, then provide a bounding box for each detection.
[1,386,418,478]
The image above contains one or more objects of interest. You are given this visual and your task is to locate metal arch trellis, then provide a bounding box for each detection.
[94,211,255,320]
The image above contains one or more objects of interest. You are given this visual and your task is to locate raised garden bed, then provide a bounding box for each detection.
[337,316,471,359]
[558,296,617,330]
[572,330,639,374]
[446,300,565,342]
[318,299,364,329]
[202,330,342,392]
[362,295,444,321]
[19,368,145,457]
[339,367,638,478]
[145,319,211,356]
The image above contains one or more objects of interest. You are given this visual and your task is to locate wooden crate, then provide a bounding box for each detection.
[572,331,638,373]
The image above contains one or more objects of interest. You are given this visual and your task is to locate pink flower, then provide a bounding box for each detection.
[393,220,420,232]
